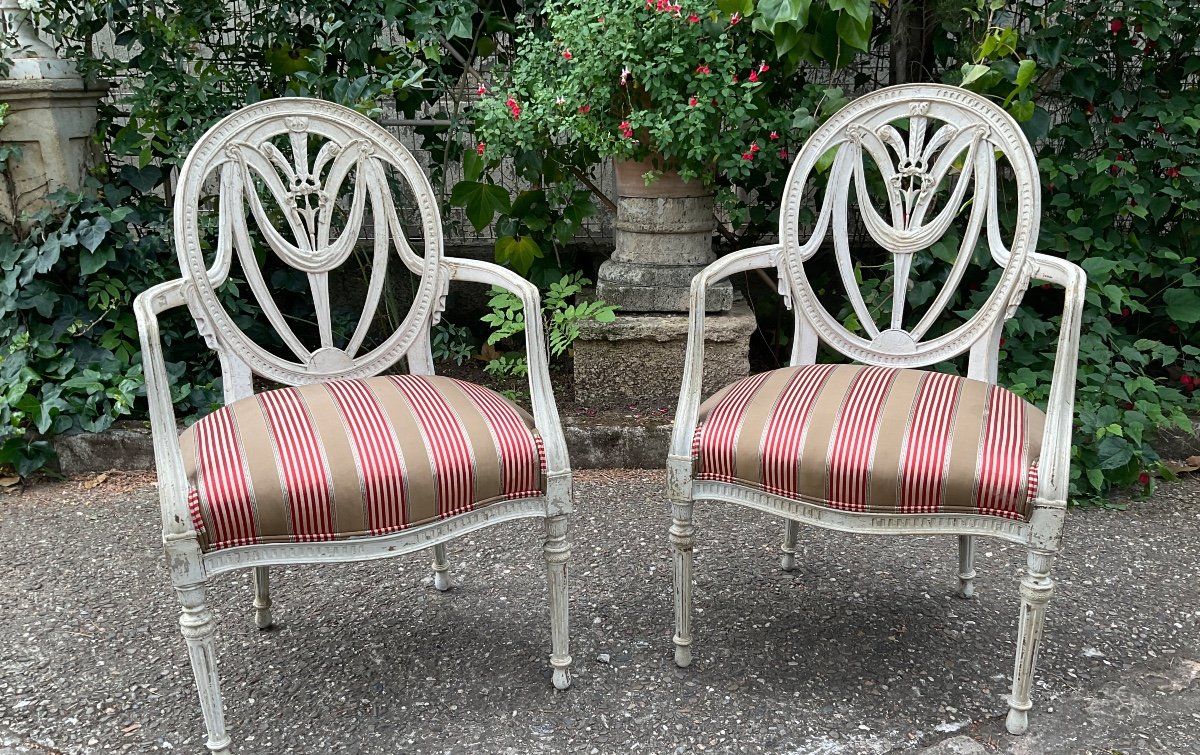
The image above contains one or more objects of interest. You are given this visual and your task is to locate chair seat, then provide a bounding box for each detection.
[692,364,1044,521]
[179,375,546,552]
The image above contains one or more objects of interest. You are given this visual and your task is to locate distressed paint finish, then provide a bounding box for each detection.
[133,98,573,753]
[667,85,1086,736]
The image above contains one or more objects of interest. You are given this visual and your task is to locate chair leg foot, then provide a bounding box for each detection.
[1005,705,1030,735]
[673,639,692,668]
[957,535,977,599]
[252,567,273,629]
[177,581,232,754]
[781,520,799,572]
[671,499,695,668]
[544,514,572,690]
[1006,549,1055,736]
[431,543,451,592]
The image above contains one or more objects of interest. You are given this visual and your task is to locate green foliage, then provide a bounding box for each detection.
[430,321,476,365]
[0,180,221,476]
[937,0,1200,502]
[481,272,617,378]
[0,0,518,476]
[470,0,879,269]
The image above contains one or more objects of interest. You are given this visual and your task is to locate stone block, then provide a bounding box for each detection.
[572,301,757,407]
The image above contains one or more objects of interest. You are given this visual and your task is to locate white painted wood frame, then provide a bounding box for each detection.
[134,98,573,754]
[667,84,1086,736]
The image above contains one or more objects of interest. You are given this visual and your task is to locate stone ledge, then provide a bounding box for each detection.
[49,411,1200,476]
[50,414,676,475]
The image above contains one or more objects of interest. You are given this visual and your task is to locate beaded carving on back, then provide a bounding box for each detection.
[779,85,1041,367]
[174,98,444,384]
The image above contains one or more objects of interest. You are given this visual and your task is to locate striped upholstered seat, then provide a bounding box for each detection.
[693,364,1044,521]
[179,375,546,552]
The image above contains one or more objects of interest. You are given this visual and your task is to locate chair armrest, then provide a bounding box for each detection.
[133,279,195,539]
[668,245,781,470]
[1027,253,1087,509]
[441,257,571,485]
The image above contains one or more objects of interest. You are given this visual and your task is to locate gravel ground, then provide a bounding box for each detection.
[2,470,1198,755]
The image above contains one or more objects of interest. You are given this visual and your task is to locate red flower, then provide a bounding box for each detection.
[1167,166,1181,178]
[476,143,485,155]
[1110,18,1123,33]
[731,74,739,83]
[778,148,789,160]
[619,121,633,138]
[759,63,770,73]
[730,11,741,24]
[1112,115,1124,124]
[1121,307,1131,317]
[748,70,758,82]
[1086,103,1095,115]
[1182,374,1194,387]
[1138,471,1150,486]
[687,13,699,22]
[1169,324,1180,334]
[749,142,760,153]
[1155,124,1166,134]
[476,84,487,96]
[769,131,779,140]
[741,151,753,161]
[578,104,591,114]
[563,50,572,60]
[696,64,710,74]
[689,96,698,106]
[505,97,521,119]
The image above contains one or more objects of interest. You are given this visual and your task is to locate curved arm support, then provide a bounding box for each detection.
[667,245,781,493]
[1025,252,1087,551]
[133,279,196,539]
[442,257,572,510]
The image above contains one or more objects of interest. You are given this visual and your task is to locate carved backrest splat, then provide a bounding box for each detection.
[175,98,444,385]
[778,85,1040,367]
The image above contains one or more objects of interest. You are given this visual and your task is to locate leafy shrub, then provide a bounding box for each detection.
[430,321,477,365]
[482,272,617,379]
[937,0,1200,501]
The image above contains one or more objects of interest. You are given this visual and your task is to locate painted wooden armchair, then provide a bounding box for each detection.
[133,98,572,754]
[667,85,1085,734]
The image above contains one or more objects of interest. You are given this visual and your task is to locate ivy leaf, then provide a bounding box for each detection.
[448,181,511,232]
[1163,288,1200,323]
[828,0,870,26]
[758,0,810,26]
[75,217,112,253]
[960,63,990,87]
[834,12,870,53]
[494,235,543,275]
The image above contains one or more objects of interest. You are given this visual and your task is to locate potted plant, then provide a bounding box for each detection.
[472,0,865,311]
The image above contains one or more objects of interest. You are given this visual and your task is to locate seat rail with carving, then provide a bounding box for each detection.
[134,98,573,754]
[667,84,1085,735]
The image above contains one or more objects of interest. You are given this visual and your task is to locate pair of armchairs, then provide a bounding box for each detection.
[135,86,1083,753]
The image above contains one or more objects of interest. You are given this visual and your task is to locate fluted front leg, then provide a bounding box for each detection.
[671,499,695,668]
[957,535,977,599]
[253,567,273,629]
[543,514,572,690]
[177,582,231,754]
[781,519,799,571]
[1006,549,1055,735]
[430,543,452,592]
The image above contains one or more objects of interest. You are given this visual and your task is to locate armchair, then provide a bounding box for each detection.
[134,98,572,754]
[667,84,1085,735]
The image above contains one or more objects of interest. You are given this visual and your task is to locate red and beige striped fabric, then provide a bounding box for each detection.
[692,365,1044,520]
[179,375,547,552]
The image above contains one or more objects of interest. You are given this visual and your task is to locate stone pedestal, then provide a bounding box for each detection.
[596,159,732,313]
[573,301,758,408]
[1,0,105,227]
